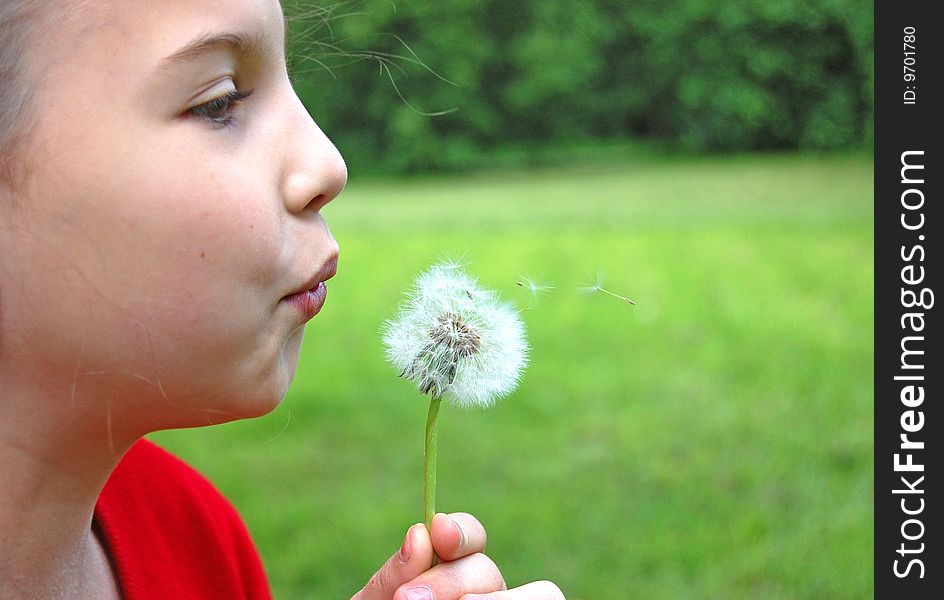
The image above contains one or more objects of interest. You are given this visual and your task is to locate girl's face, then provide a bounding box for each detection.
[0,0,346,431]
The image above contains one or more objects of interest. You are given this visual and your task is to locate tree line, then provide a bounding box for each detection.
[285,0,873,174]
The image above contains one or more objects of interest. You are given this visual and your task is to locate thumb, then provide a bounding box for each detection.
[352,523,435,600]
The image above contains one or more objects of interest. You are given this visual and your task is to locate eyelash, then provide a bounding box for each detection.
[189,89,254,128]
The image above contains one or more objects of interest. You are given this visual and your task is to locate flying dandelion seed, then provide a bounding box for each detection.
[579,271,636,305]
[516,274,556,299]
[382,262,528,553]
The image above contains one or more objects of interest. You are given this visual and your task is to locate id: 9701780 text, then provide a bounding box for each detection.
[903,26,917,105]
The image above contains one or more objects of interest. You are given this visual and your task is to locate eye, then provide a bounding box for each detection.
[188,89,254,128]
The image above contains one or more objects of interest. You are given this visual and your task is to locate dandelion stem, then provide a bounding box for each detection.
[424,393,443,565]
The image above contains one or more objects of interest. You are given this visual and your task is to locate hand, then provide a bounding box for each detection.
[352,512,565,600]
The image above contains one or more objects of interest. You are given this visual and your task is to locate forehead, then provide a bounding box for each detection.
[41,0,284,72]
[22,0,286,173]
[143,0,285,62]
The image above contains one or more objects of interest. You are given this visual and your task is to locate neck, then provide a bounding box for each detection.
[0,382,136,599]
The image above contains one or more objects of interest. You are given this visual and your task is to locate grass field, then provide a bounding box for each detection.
[150,152,874,599]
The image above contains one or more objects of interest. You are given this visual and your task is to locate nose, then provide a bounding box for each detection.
[280,94,348,214]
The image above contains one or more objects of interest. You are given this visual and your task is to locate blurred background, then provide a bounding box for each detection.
[151,1,874,598]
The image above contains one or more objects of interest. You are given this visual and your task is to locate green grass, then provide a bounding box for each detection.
[150,152,873,599]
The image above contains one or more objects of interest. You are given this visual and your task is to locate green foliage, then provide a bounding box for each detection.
[150,153,874,599]
[283,0,873,174]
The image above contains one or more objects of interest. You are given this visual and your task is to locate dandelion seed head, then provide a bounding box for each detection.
[382,263,529,408]
[429,312,482,358]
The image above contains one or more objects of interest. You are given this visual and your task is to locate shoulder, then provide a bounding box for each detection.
[95,438,272,599]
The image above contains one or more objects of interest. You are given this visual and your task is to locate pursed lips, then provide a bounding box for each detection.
[285,254,338,298]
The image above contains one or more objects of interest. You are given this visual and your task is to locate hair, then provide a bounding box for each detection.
[0,0,43,193]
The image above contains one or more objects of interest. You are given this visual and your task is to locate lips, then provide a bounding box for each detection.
[281,254,338,321]
[286,255,338,298]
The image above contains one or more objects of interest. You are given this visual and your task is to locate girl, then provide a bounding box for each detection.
[0,1,565,598]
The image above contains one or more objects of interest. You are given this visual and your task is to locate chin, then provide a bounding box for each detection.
[231,364,297,421]
[168,335,303,429]
[236,390,288,419]
[189,371,295,429]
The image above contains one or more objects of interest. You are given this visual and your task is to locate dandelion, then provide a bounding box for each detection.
[384,262,528,407]
[382,262,528,552]
[579,270,636,305]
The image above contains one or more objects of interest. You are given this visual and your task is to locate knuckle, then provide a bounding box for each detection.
[467,552,504,589]
[362,562,395,596]
[535,580,565,600]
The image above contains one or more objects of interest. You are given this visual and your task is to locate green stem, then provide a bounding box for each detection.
[424,393,443,564]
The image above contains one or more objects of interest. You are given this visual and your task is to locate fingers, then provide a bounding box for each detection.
[429,512,487,561]
[460,580,566,600]
[353,524,436,600]
[393,552,505,600]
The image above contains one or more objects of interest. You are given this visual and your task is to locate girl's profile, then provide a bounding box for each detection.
[0,1,564,598]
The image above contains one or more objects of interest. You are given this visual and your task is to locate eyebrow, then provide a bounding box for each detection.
[159,15,288,68]
[160,32,270,66]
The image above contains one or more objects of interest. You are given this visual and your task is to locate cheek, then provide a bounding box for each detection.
[24,150,291,398]
[90,148,280,294]
[17,81,301,422]
[121,180,288,357]
[112,178,297,410]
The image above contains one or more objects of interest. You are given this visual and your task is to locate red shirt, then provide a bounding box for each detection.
[94,439,273,599]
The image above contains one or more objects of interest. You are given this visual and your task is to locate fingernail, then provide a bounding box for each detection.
[398,526,413,563]
[448,515,466,549]
[403,586,433,600]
